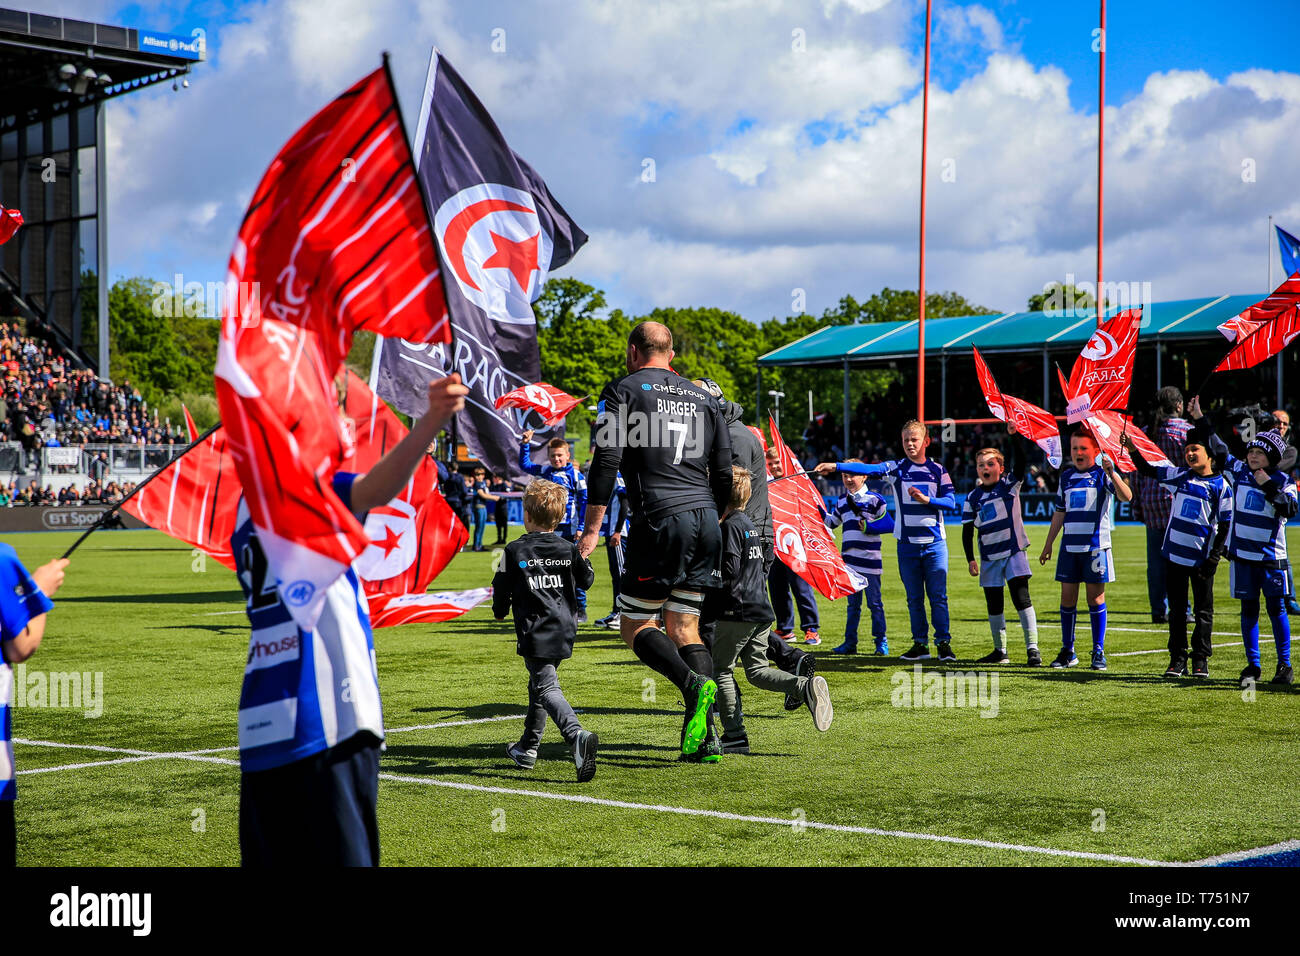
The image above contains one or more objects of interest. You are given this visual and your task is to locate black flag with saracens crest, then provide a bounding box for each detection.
[374,49,587,481]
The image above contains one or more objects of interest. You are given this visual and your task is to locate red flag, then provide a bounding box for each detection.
[0,205,21,245]
[766,415,862,600]
[493,382,582,426]
[122,428,240,570]
[1066,307,1142,419]
[367,588,492,628]
[1056,367,1171,471]
[342,372,468,603]
[1212,275,1300,372]
[214,64,451,629]
[182,404,199,442]
[1217,315,1264,342]
[747,424,768,454]
[972,347,1062,467]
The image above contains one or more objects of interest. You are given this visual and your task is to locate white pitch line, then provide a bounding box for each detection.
[1037,623,1242,638]
[16,734,1290,867]
[385,714,525,734]
[374,771,1166,865]
[1109,642,1239,658]
[1190,839,1300,866]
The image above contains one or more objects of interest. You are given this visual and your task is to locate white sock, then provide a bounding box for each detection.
[1019,606,1039,648]
[989,614,1006,651]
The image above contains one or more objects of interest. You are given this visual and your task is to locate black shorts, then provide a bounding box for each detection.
[620,508,721,616]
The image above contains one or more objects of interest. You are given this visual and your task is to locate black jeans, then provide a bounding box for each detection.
[1166,559,1215,660]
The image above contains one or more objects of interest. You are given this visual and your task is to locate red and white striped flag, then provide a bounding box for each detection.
[214,63,452,630]
[1216,315,1264,342]
[1056,368,1171,471]
[181,404,200,442]
[767,415,863,600]
[1212,274,1300,372]
[973,347,1062,467]
[1065,307,1142,420]
[368,588,492,628]
[494,382,582,426]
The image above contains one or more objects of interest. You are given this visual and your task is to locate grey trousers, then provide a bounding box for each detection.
[518,657,582,750]
[711,620,806,734]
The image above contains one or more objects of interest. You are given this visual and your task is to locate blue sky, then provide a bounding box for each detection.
[31,0,1300,321]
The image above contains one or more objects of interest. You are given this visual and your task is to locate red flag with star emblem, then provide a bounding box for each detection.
[767,415,863,600]
[215,62,451,630]
[1056,368,1171,471]
[494,382,582,427]
[973,347,1062,467]
[1065,307,1142,420]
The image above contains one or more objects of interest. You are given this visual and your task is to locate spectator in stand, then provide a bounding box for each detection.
[1132,387,1192,624]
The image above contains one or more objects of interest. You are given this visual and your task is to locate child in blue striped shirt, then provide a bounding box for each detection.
[1189,397,1297,687]
[962,438,1041,666]
[817,420,958,662]
[1121,421,1230,679]
[1038,428,1133,671]
[823,460,894,655]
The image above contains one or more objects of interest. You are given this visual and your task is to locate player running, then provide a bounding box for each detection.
[580,322,733,763]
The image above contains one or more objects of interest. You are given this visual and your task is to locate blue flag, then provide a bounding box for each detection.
[1279,224,1300,280]
[374,49,587,481]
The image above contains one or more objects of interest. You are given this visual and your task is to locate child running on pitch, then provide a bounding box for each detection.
[1037,427,1133,670]
[816,420,958,662]
[1120,420,1231,678]
[709,467,832,754]
[963,432,1041,665]
[1188,397,1296,686]
[822,460,893,655]
[494,479,599,781]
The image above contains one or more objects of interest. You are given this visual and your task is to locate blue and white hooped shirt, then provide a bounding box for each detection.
[1222,457,1296,565]
[963,477,1030,562]
[878,459,955,547]
[0,543,55,801]
[232,472,384,774]
[1055,465,1116,553]
[824,489,890,577]
[1145,466,1232,568]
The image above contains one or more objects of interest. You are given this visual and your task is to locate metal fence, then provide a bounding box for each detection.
[0,442,187,476]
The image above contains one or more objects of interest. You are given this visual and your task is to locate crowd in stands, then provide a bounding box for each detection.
[0,477,139,507]
[0,321,185,466]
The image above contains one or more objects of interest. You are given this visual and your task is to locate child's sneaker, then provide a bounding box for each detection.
[832,640,857,654]
[1050,648,1078,668]
[720,731,750,754]
[874,638,890,655]
[505,742,537,769]
[1026,647,1042,666]
[1239,664,1262,688]
[785,655,816,711]
[976,648,1010,665]
[936,642,957,663]
[803,629,821,646]
[774,629,795,642]
[1164,653,1188,678]
[1272,664,1294,685]
[572,730,598,782]
[1091,650,1107,671]
[899,642,931,661]
[803,675,833,731]
[1191,657,1210,678]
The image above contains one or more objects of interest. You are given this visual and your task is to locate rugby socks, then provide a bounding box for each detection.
[1060,607,1077,652]
[1089,603,1107,654]
[1241,599,1262,667]
[1266,596,1292,667]
[632,628,692,692]
[678,643,715,682]
[1018,607,1039,649]
[988,614,1007,651]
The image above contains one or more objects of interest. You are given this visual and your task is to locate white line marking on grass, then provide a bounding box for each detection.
[374,771,1167,866]
[385,714,525,734]
[17,754,174,775]
[1190,839,1300,866]
[1109,642,1239,658]
[199,610,247,616]
[1038,623,1241,638]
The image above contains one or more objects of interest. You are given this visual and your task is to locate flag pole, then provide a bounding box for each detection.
[60,423,222,559]
[917,0,932,423]
[1096,0,1105,327]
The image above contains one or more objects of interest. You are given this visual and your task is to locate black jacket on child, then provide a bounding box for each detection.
[492,531,595,659]
[704,511,776,624]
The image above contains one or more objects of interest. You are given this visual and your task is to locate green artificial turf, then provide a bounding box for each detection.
[5,525,1297,866]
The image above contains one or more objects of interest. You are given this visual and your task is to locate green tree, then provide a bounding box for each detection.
[1027,282,1101,315]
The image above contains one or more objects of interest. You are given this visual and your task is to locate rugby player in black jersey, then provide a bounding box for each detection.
[579,322,733,762]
